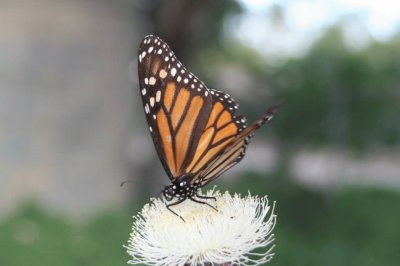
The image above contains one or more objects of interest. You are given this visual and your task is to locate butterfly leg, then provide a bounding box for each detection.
[196,194,217,201]
[148,191,163,208]
[189,196,218,212]
[166,199,186,222]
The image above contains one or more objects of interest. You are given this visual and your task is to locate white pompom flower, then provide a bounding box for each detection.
[125,188,276,266]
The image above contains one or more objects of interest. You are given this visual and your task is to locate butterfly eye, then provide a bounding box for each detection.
[163,187,174,201]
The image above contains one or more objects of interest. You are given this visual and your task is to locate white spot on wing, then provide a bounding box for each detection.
[150,97,155,107]
[148,46,153,53]
[171,68,177,76]
[156,90,161,102]
[149,77,156,85]
[159,69,167,79]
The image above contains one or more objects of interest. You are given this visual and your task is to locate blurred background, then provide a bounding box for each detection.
[1,0,399,265]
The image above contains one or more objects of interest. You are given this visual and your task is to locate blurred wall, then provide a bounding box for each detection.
[0,0,141,216]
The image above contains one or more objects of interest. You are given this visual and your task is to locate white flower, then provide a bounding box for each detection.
[125,189,276,266]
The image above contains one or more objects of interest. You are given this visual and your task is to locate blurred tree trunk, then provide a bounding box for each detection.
[153,0,209,53]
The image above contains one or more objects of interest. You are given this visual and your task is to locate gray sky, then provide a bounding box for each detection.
[229,0,400,60]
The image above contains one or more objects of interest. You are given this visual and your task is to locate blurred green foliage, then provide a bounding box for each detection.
[271,28,400,149]
[222,172,400,266]
[194,27,400,150]
[0,205,132,266]
[1,175,399,266]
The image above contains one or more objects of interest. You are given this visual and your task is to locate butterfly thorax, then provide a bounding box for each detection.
[162,175,201,201]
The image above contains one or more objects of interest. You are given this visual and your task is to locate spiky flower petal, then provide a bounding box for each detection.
[126,189,276,266]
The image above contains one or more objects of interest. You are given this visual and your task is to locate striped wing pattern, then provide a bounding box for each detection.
[195,102,282,186]
[138,35,279,188]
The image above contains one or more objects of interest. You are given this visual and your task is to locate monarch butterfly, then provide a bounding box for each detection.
[138,35,281,218]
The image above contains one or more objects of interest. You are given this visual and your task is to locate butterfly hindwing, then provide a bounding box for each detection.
[194,102,282,187]
[183,88,247,176]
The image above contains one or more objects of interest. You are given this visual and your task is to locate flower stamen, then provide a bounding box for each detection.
[126,189,276,266]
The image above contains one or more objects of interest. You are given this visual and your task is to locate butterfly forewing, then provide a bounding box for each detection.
[138,35,214,181]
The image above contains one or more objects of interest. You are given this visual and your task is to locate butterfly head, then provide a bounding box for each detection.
[162,176,201,201]
[162,185,175,201]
